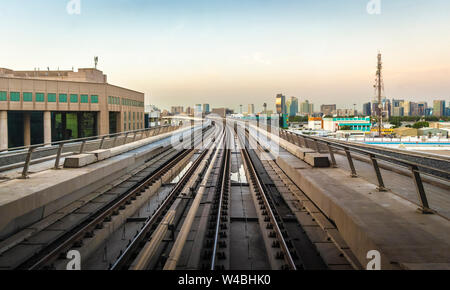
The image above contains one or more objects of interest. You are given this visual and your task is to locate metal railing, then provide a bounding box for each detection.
[0,125,182,179]
[278,129,449,214]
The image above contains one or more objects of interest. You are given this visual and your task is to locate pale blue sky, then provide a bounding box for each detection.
[1,0,449,111]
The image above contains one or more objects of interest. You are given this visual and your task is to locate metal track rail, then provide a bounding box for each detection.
[22,148,194,270]
[110,147,210,270]
[237,128,297,270]
[19,125,213,270]
[210,133,230,270]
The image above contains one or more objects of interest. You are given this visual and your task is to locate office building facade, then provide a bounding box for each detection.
[0,67,144,149]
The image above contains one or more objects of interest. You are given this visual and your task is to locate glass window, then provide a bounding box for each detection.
[80,94,88,103]
[48,93,57,102]
[23,92,33,102]
[36,93,45,102]
[0,91,7,101]
[10,92,20,101]
[59,94,67,103]
[91,95,99,103]
[70,94,78,103]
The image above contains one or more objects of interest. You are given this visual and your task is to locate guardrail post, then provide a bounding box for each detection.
[410,165,434,214]
[99,136,106,149]
[327,144,337,168]
[344,148,358,178]
[20,147,35,179]
[132,132,137,142]
[54,143,64,169]
[123,133,129,145]
[369,154,387,192]
[299,135,307,148]
[314,139,320,152]
[79,141,86,154]
[112,135,118,148]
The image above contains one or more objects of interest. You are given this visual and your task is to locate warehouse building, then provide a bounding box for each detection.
[0,67,144,149]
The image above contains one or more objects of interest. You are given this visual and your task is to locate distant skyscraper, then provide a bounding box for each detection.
[195,104,202,113]
[171,106,183,115]
[402,101,411,116]
[300,100,313,115]
[417,102,427,116]
[362,102,371,116]
[433,100,446,117]
[289,97,299,117]
[392,106,404,117]
[275,94,286,115]
[203,104,210,114]
[320,104,336,116]
[247,104,255,114]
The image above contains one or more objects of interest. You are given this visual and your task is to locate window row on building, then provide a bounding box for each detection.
[0,91,99,104]
[123,111,144,131]
[107,96,144,108]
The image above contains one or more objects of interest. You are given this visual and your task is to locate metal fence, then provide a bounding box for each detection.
[0,125,182,179]
[279,130,449,214]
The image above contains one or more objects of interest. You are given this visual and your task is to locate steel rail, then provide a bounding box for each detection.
[24,148,193,270]
[237,126,297,270]
[110,145,211,270]
[210,133,230,270]
[23,125,212,269]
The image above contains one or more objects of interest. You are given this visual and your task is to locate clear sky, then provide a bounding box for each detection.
[1,0,449,112]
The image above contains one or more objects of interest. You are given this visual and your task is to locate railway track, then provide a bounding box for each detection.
[111,128,225,270]
[238,127,318,269]
[1,125,213,270]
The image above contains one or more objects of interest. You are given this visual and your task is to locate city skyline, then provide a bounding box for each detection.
[1,0,450,111]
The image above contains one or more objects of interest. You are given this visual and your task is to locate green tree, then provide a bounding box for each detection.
[412,121,429,129]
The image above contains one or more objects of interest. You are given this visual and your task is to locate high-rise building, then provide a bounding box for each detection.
[392,99,404,108]
[382,98,391,118]
[247,104,255,114]
[417,102,427,116]
[402,101,410,116]
[275,94,286,115]
[171,106,183,115]
[289,97,299,117]
[203,104,210,114]
[392,107,404,117]
[433,100,446,117]
[362,102,371,116]
[300,100,313,115]
[195,104,202,113]
[320,104,336,116]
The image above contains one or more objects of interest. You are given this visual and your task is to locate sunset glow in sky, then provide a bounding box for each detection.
[1,0,450,111]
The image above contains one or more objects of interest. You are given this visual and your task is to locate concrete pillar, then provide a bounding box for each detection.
[24,112,31,146]
[0,111,8,150]
[44,111,51,145]
[98,111,109,136]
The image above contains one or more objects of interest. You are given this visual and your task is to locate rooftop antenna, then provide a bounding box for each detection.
[94,56,99,69]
